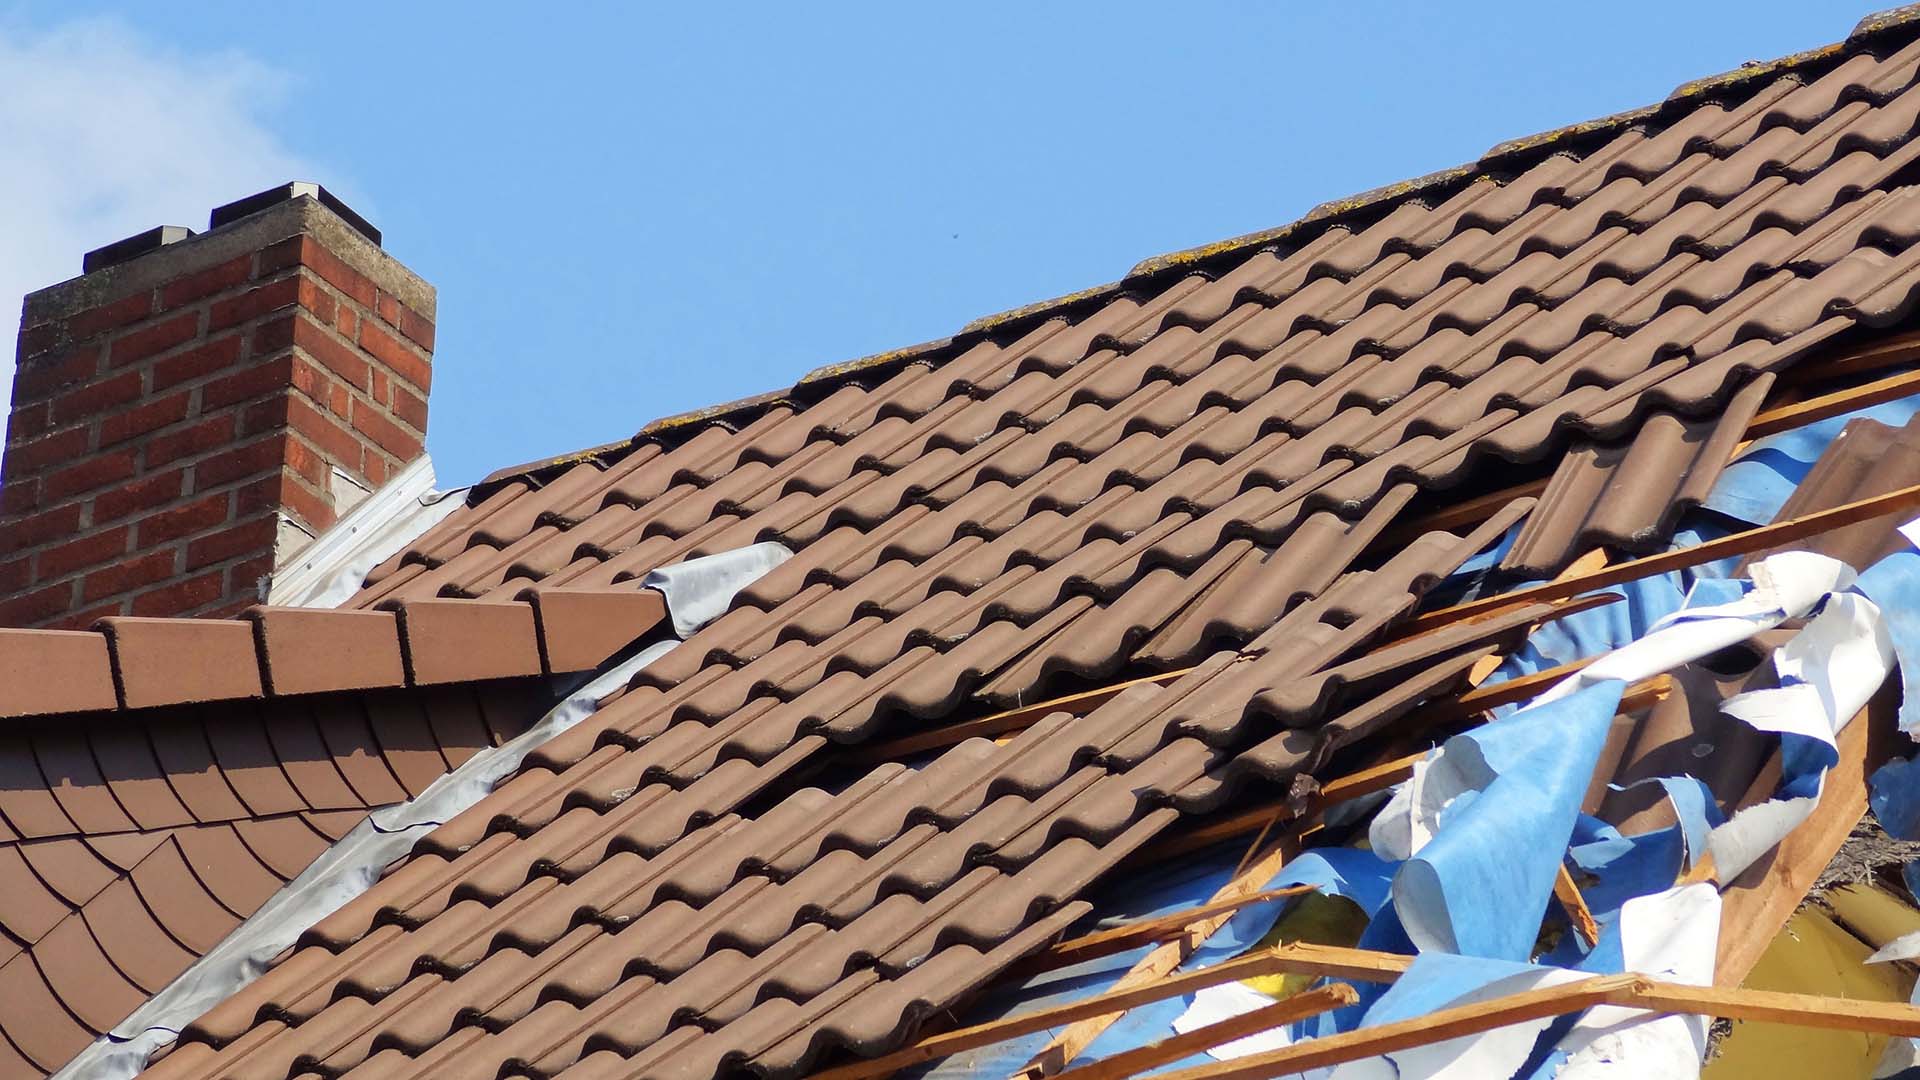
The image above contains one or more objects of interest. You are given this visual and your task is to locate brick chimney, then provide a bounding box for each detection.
[0,184,435,627]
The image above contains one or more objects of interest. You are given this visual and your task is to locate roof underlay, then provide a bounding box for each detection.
[15,6,1920,1079]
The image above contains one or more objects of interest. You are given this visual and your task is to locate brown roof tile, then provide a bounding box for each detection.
[0,679,558,1077]
[245,607,406,697]
[1503,373,1774,576]
[99,618,264,709]
[0,584,665,724]
[1743,410,1920,571]
[389,598,543,685]
[0,629,116,718]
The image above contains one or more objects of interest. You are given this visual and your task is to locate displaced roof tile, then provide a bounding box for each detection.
[523,586,668,673]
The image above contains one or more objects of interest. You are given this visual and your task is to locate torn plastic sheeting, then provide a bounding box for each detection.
[268,453,467,608]
[1486,568,1691,685]
[644,540,792,637]
[1324,954,1592,1080]
[1392,680,1624,961]
[1515,884,1723,1080]
[55,542,793,1080]
[1534,552,1856,707]
[1706,590,1892,883]
[1854,549,1920,735]
[906,837,1257,1079]
[1702,384,1920,527]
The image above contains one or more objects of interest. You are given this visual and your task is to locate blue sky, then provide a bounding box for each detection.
[0,2,1871,484]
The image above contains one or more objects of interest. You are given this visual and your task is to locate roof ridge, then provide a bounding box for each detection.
[472,5,1920,495]
[0,585,666,720]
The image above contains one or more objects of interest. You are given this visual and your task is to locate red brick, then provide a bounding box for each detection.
[285,354,339,406]
[394,304,435,351]
[48,602,123,630]
[42,449,137,502]
[208,276,300,331]
[135,492,229,546]
[93,469,186,523]
[227,554,276,601]
[349,396,421,460]
[0,479,39,515]
[129,570,224,617]
[392,386,428,432]
[278,474,336,532]
[185,515,277,570]
[99,391,191,447]
[152,333,244,389]
[239,396,290,438]
[4,426,90,475]
[193,437,284,491]
[16,322,60,360]
[328,382,351,419]
[84,548,177,602]
[201,355,294,411]
[52,369,143,425]
[287,393,364,466]
[36,526,131,581]
[0,502,82,550]
[363,452,387,487]
[148,414,236,468]
[252,313,297,355]
[235,474,285,517]
[0,555,28,593]
[200,596,256,620]
[284,434,331,488]
[13,344,103,401]
[0,580,75,626]
[298,238,377,307]
[6,401,50,444]
[357,320,431,391]
[370,367,391,406]
[293,314,369,390]
[334,303,357,339]
[108,310,200,367]
[68,292,153,340]
[304,281,337,327]
[159,255,252,309]
[255,236,303,277]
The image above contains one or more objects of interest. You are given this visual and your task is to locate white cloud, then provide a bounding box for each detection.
[0,17,316,412]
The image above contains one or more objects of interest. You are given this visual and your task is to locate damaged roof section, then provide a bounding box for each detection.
[9,7,1920,1080]
[108,13,1920,1080]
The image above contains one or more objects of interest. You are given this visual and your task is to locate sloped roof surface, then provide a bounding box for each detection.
[129,14,1920,1080]
[0,587,669,1075]
[0,681,550,1076]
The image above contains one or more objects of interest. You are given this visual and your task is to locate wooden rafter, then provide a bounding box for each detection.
[1140,973,1920,1080]
[1403,479,1920,635]
[1016,885,1319,975]
[807,945,1407,1080]
[1054,984,1359,1080]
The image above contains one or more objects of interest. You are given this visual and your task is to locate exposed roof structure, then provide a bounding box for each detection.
[19,8,1920,1080]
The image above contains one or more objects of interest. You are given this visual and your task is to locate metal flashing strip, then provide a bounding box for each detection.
[56,541,792,1080]
[268,454,465,608]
